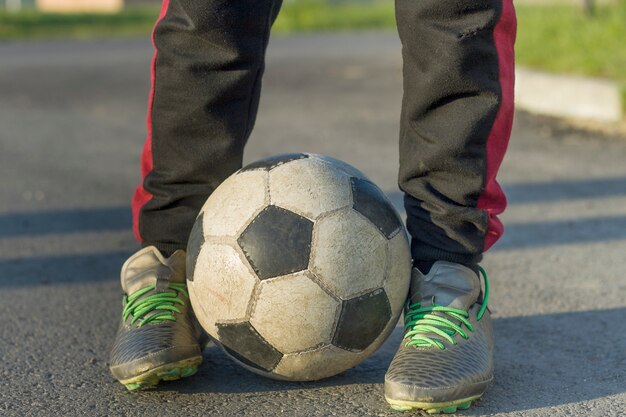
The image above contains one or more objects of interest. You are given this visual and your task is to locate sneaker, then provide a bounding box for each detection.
[109,246,204,391]
[384,261,493,414]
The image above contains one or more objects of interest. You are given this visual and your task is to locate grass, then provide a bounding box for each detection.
[0,2,396,40]
[516,0,626,115]
[1,1,624,104]
[0,7,158,39]
[515,1,626,86]
[273,0,395,33]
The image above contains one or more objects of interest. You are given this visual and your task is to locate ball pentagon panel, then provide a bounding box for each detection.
[332,288,392,351]
[240,152,309,172]
[216,321,283,372]
[350,177,403,239]
[237,205,314,280]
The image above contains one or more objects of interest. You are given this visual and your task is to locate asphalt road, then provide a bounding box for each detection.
[1,33,625,417]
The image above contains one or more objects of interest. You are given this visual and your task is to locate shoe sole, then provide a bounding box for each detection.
[386,394,481,414]
[119,356,203,391]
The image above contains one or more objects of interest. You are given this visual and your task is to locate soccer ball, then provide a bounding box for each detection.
[186,153,411,381]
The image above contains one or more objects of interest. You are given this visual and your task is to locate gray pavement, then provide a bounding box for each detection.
[1,33,625,417]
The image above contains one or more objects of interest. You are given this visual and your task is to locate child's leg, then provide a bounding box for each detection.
[386,0,516,412]
[132,0,283,255]
[397,0,516,267]
[110,0,283,391]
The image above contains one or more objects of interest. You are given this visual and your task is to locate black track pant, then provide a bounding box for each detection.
[132,0,517,265]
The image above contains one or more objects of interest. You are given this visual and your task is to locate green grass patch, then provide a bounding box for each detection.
[0,7,158,39]
[516,1,626,81]
[515,0,626,110]
[274,0,395,33]
[0,2,396,40]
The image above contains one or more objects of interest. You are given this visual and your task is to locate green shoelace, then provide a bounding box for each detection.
[403,267,489,350]
[122,283,188,327]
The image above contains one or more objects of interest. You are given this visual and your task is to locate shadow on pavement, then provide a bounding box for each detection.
[503,176,626,205]
[0,207,131,238]
[3,175,626,288]
[2,175,624,238]
[0,251,133,287]
[153,308,626,414]
[3,215,626,287]
[496,214,626,250]
[388,175,626,208]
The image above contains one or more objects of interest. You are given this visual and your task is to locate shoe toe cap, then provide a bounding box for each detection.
[109,321,201,380]
[384,339,493,403]
[109,344,202,381]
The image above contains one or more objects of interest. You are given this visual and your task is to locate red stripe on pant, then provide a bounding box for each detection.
[477,0,517,252]
[131,0,170,243]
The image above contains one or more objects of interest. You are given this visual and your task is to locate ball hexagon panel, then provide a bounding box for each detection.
[216,321,283,372]
[188,242,257,336]
[332,288,392,351]
[200,170,268,237]
[350,177,403,239]
[383,230,412,315]
[249,272,341,354]
[240,153,309,172]
[269,157,352,220]
[312,154,369,180]
[272,344,360,381]
[311,209,388,299]
[237,205,314,280]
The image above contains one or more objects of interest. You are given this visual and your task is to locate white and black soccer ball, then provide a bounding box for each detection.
[186,153,411,381]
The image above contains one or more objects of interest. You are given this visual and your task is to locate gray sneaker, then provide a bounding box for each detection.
[109,246,204,391]
[384,261,493,414]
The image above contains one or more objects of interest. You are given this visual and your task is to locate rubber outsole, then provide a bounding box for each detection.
[119,356,203,391]
[386,395,481,414]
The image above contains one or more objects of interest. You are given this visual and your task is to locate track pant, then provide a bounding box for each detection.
[132,0,517,265]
